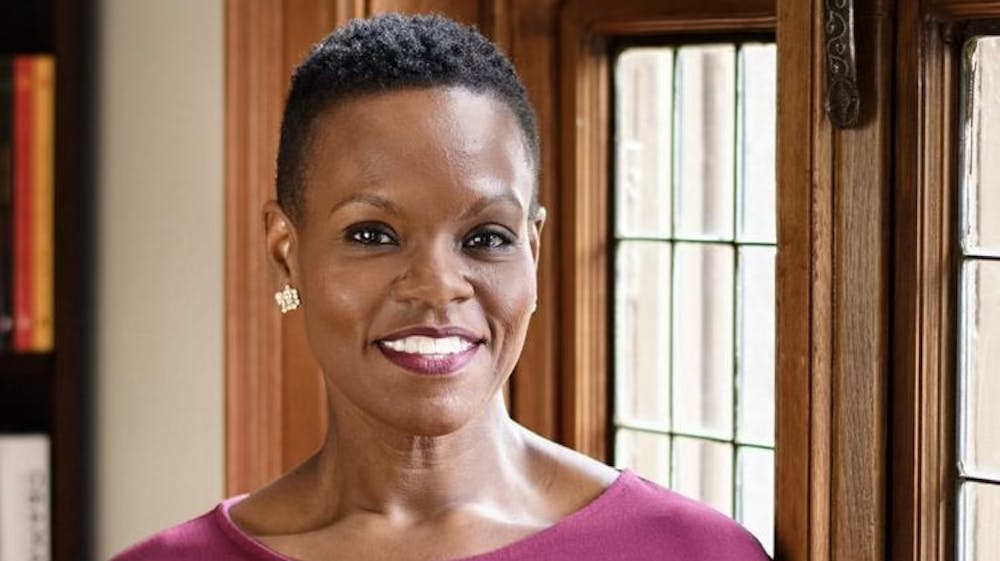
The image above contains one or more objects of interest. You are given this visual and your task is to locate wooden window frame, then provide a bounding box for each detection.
[892,4,1000,561]
[556,0,775,462]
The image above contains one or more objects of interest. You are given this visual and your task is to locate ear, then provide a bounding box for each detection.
[529,206,546,267]
[263,200,299,286]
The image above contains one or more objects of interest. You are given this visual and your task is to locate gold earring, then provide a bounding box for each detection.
[274,284,301,313]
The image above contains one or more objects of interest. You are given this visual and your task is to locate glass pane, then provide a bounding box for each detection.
[960,260,1000,479]
[738,44,777,243]
[737,447,774,556]
[959,482,1000,561]
[675,45,736,240]
[673,437,733,515]
[615,241,672,427]
[615,48,674,238]
[961,37,1000,253]
[673,243,734,438]
[615,428,671,487]
[737,247,776,446]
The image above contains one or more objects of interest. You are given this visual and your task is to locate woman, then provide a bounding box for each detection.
[113,13,769,561]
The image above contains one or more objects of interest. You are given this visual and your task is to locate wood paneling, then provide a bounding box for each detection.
[568,0,773,35]
[829,1,892,557]
[557,3,610,460]
[775,0,828,557]
[368,0,479,23]
[928,0,1000,18]
[226,0,287,495]
[225,0,359,495]
[505,0,562,440]
[776,1,894,560]
[889,4,961,561]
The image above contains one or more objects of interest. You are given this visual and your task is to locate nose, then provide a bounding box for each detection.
[392,240,474,309]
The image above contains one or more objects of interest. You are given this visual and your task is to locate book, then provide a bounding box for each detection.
[31,57,54,352]
[11,57,33,352]
[0,434,50,561]
[0,58,12,352]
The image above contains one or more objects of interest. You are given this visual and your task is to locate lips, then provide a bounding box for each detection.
[375,326,484,375]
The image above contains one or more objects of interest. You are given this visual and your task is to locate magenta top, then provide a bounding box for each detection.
[110,470,769,561]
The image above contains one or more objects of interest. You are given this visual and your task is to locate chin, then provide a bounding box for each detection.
[384,399,487,438]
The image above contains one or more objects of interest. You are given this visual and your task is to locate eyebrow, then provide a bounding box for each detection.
[327,191,524,219]
[460,192,524,220]
[327,193,401,217]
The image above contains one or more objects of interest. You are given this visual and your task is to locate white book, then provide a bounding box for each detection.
[0,434,50,561]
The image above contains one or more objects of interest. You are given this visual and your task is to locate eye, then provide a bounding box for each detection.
[463,226,515,251]
[345,222,398,246]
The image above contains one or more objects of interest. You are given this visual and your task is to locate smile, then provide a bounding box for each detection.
[376,331,483,375]
[380,335,475,355]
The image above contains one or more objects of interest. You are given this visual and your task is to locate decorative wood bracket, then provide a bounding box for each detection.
[824,0,860,127]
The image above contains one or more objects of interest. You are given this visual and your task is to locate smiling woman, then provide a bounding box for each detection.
[109,13,769,561]
[271,86,541,437]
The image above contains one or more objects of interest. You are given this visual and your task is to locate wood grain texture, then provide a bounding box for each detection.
[558,2,610,459]
[889,3,958,560]
[570,0,773,33]
[776,1,893,560]
[225,0,287,495]
[927,0,1000,18]
[829,1,891,557]
[226,0,359,495]
[368,0,479,22]
[775,0,816,557]
[505,0,562,440]
[275,0,348,482]
[776,0,834,559]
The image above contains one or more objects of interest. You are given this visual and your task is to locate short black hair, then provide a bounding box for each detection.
[276,13,540,224]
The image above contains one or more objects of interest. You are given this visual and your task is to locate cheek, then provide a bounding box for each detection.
[477,258,537,336]
[300,260,385,345]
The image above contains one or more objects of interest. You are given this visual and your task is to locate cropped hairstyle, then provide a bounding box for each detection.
[275,13,541,223]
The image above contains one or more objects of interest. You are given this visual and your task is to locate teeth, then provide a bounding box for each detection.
[419,338,435,354]
[405,338,420,354]
[382,335,474,356]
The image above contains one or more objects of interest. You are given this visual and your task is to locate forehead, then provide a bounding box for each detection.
[300,87,534,212]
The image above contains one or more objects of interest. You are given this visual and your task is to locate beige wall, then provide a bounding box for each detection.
[93,0,224,557]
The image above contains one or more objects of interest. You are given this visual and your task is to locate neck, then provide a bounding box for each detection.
[311,392,533,522]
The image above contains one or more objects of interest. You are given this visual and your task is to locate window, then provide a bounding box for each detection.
[957,33,1000,561]
[611,41,776,554]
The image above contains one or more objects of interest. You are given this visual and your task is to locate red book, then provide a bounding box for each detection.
[12,56,34,352]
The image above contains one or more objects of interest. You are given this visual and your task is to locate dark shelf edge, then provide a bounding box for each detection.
[0,352,56,376]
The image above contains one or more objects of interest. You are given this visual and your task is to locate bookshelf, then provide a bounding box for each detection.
[0,1,91,560]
